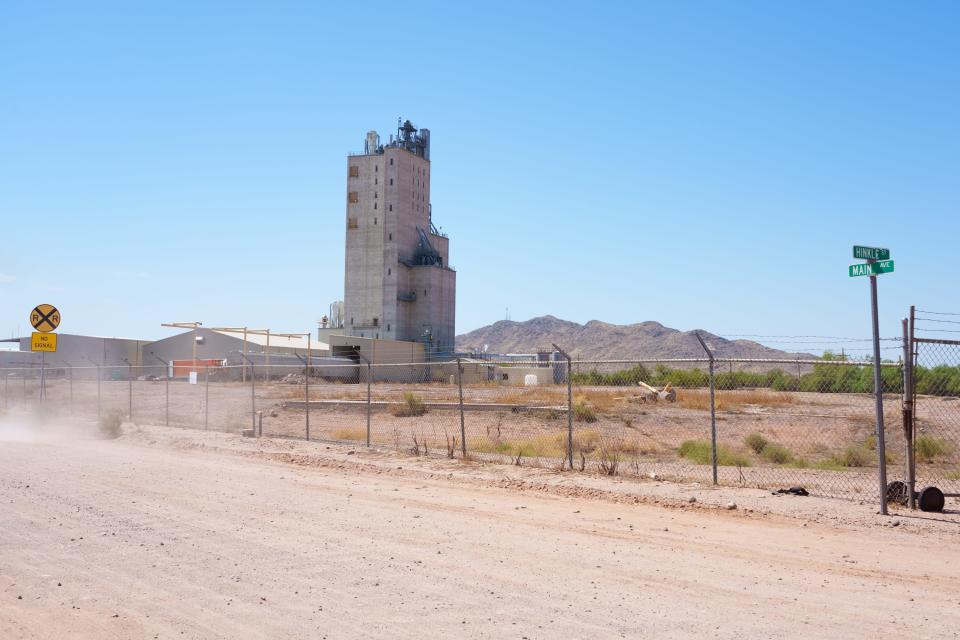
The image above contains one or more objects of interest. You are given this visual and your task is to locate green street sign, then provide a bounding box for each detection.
[853,245,890,260]
[849,260,894,277]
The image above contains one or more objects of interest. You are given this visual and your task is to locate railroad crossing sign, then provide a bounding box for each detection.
[30,304,61,333]
[849,260,895,277]
[31,332,57,353]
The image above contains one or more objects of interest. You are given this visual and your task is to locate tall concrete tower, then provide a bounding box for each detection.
[343,119,456,355]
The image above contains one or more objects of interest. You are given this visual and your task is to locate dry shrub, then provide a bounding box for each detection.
[98,411,123,439]
[597,437,621,476]
[745,432,769,454]
[916,435,953,462]
[573,399,597,423]
[761,443,794,464]
[392,392,427,417]
[331,426,366,441]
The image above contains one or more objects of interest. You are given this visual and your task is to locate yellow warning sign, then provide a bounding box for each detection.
[30,304,61,333]
[31,332,57,353]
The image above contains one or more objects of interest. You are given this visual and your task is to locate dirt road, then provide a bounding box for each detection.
[1,422,958,639]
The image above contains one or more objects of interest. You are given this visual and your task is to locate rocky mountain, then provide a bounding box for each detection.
[456,315,813,361]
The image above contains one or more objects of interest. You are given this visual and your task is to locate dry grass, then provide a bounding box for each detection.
[676,389,795,412]
[331,426,367,441]
[471,429,650,462]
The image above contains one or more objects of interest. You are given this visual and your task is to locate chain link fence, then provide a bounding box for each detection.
[1,354,903,502]
[910,338,960,498]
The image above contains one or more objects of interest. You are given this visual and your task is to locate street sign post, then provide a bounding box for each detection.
[29,304,61,402]
[849,260,894,277]
[850,247,893,515]
[853,246,890,261]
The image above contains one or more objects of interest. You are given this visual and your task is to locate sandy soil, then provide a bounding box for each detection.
[1,414,959,639]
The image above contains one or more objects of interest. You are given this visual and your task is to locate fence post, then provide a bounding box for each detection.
[3,373,7,410]
[68,364,73,409]
[204,365,210,430]
[306,333,312,441]
[150,353,170,427]
[238,352,256,434]
[695,332,718,485]
[457,357,466,457]
[123,359,133,422]
[907,308,917,509]
[902,319,914,509]
[96,364,101,421]
[552,343,573,471]
[357,354,371,447]
[165,367,170,427]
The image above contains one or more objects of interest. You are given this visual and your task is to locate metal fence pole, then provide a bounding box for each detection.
[237,352,256,434]
[709,359,717,485]
[695,332,718,485]
[149,353,170,427]
[164,368,169,426]
[250,363,256,433]
[68,364,73,408]
[4,373,7,410]
[123,359,133,422]
[907,307,917,509]
[358,354,371,447]
[96,364,101,421]
[457,357,466,457]
[552,343,573,470]
[902,318,915,509]
[305,334,311,441]
[204,365,210,430]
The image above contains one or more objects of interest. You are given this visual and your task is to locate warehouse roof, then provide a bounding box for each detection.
[212,329,327,352]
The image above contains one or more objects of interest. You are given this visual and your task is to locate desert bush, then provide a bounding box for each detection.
[745,432,769,454]
[834,446,871,468]
[596,438,621,476]
[677,440,750,467]
[392,392,428,417]
[916,435,952,462]
[98,411,123,439]
[761,443,794,464]
[572,399,597,423]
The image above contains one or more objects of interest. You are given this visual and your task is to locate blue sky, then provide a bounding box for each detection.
[1,2,957,357]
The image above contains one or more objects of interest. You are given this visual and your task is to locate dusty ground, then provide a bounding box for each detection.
[1,414,959,639]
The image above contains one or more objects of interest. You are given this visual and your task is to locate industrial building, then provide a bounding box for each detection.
[1,334,149,369]
[343,119,456,357]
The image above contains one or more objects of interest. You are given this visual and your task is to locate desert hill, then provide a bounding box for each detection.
[455,315,812,361]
